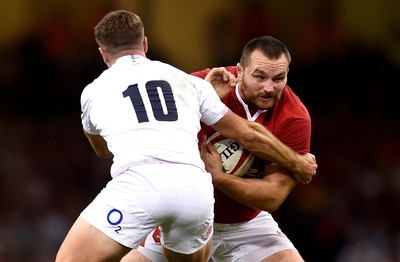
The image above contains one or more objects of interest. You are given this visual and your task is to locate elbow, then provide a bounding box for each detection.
[260,197,284,213]
[237,133,262,152]
[96,149,113,158]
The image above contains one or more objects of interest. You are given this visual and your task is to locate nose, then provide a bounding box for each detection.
[263,80,274,92]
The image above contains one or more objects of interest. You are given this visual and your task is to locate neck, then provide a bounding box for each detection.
[108,49,146,67]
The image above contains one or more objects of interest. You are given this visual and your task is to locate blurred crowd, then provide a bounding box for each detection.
[0,1,399,261]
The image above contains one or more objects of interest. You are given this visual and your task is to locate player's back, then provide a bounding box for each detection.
[81,55,225,177]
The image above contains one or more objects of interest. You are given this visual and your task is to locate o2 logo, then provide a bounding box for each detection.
[107,208,123,233]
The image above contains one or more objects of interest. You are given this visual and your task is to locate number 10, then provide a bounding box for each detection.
[123,80,178,123]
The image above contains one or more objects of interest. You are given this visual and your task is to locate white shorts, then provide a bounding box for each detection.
[81,162,214,254]
[138,211,296,261]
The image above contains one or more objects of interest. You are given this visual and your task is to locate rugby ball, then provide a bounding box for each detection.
[207,132,255,177]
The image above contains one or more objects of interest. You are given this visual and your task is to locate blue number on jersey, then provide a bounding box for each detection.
[123,80,178,123]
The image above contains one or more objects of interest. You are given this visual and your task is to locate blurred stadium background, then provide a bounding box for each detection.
[0,0,399,261]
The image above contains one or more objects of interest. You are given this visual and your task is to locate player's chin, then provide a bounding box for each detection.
[257,99,275,110]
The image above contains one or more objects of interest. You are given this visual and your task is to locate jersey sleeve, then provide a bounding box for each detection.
[192,76,229,126]
[277,116,311,154]
[270,87,312,155]
[191,68,211,79]
[80,85,100,135]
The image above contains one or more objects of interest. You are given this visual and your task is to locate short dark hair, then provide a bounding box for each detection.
[240,36,291,67]
[94,10,145,54]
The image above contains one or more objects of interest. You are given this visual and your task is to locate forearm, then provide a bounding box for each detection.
[83,130,113,158]
[212,172,294,212]
[200,130,297,212]
[212,111,316,184]
[244,122,303,175]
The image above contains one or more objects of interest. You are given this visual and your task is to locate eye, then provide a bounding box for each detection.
[273,76,285,82]
[254,75,265,80]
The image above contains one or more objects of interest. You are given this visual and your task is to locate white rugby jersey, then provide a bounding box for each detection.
[81,55,228,177]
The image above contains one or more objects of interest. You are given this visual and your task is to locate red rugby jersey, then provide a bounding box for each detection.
[192,66,311,223]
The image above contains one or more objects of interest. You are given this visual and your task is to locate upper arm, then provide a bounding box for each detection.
[211,110,255,142]
[277,117,311,154]
[259,164,298,211]
[83,130,113,158]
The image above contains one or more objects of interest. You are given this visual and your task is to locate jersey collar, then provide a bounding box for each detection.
[235,84,268,121]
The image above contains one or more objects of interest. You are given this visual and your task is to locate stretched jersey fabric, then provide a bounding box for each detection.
[192,66,311,223]
[81,55,228,178]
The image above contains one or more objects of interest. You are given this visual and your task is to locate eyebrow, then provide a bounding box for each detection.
[253,68,266,75]
[253,68,286,78]
[275,71,286,78]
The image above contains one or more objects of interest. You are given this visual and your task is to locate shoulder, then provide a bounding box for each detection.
[154,61,214,91]
[191,65,239,79]
[80,69,113,106]
[155,60,196,78]
[80,79,98,102]
[268,86,311,153]
[279,86,310,119]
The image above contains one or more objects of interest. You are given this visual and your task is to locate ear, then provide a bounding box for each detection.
[236,62,243,79]
[143,36,148,54]
[98,47,109,66]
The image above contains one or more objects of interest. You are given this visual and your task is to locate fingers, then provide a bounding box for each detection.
[221,69,237,86]
[199,135,208,154]
[297,175,312,185]
[206,138,218,155]
[305,152,316,163]
[223,70,237,86]
[199,134,219,156]
[206,67,237,86]
[309,153,316,162]
[296,152,318,185]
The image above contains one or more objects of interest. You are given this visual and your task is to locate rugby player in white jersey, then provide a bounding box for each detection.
[56,10,316,262]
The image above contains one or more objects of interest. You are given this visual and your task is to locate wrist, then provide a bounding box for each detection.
[211,169,228,185]
[290,154,304,179]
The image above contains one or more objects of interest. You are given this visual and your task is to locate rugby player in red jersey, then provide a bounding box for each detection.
[124,36,315,262]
